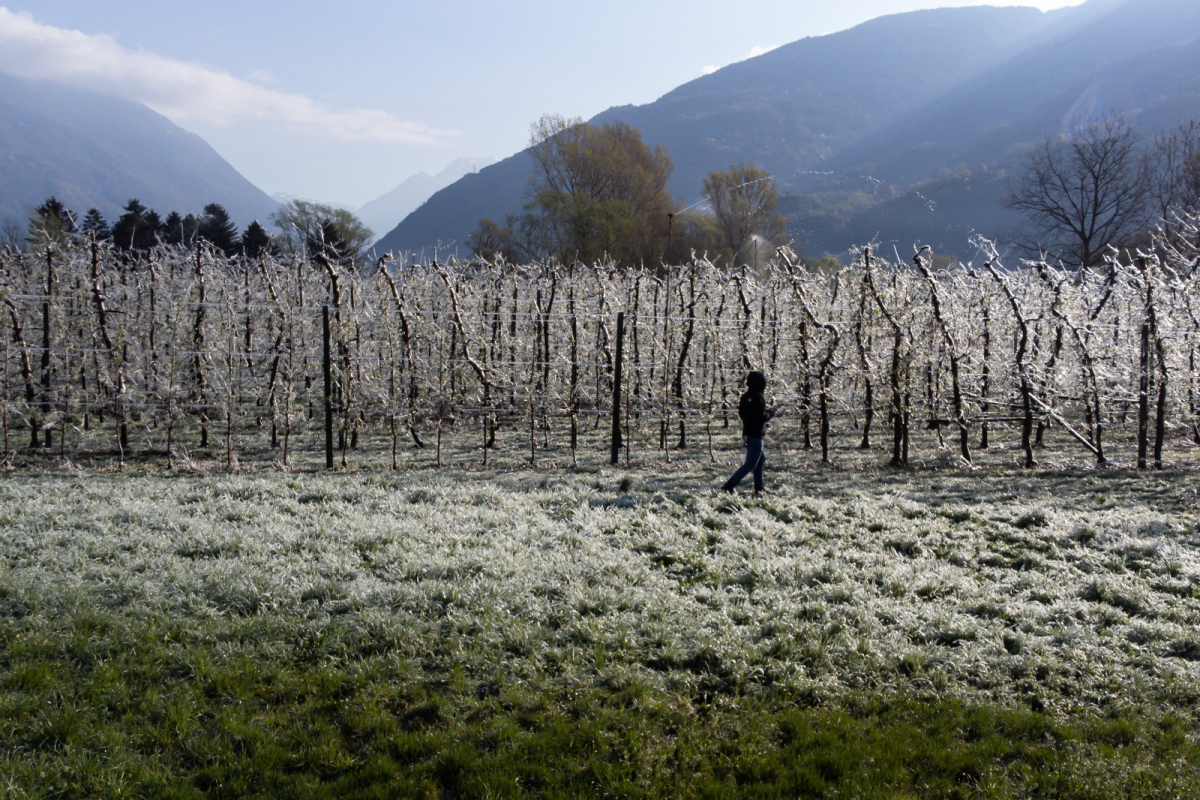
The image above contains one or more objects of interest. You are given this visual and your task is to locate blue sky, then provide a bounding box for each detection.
[0,1,1083,207]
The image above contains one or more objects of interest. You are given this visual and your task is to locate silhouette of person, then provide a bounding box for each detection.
[721,370,777,495]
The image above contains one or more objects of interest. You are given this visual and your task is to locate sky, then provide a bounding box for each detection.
[0,1,1085,208]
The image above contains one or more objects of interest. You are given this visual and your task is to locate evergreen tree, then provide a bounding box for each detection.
[142,210,164,250]
[163,211,183,245]
[27,196,77,245]
[240,220,275,259]
[81,208,110,240]
[112,199,163,252]
[198,203,240,256]
[163,211,199,247]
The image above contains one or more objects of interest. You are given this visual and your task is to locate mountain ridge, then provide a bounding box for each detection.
[0,73,278,229]
[375,4,1052,257]
[356,157,495,244]
[377,0,1200,260]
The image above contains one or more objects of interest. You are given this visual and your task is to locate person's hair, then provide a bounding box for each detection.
[747,371,766,393]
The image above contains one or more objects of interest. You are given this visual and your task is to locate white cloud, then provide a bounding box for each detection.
[0,7,452,144]
[245,69,277,86]
[746,44,780,58]
[700,44,780,77]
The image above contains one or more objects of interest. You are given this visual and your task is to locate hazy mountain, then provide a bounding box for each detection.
[378,0,1200,260]
[590,5,1050,199]
[800,0,1200,253]
[270,193,355,212]
[376,4,1049,256]
[356,157,494,244]
[0,73,278,229]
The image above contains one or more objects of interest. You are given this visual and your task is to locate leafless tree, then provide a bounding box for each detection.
[1,218,24,253]
[1151,121,1200,244]
[1006,115,1151,267]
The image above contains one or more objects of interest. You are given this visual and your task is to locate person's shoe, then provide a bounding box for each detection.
[753,488,765,497]
[720,482,736,494]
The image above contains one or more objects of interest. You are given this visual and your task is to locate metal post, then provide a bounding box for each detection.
[323,305,334,469]
[611,311,625,465]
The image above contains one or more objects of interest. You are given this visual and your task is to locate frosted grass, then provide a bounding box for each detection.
[1,467,1198,713]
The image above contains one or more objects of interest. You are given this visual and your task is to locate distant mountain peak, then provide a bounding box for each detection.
[356,157,496,243]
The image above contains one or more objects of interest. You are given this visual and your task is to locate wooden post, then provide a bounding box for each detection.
[890,327,904,467]
[323,305,334,469]
[1154,337,1168,470]
[1137,321,1150,470]
[611,311,624,465]
[980,299,990,450]
[1154,377,1167,470]
[3,345,9,462]
[40,246,52,448]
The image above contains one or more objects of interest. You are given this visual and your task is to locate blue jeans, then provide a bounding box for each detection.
[724,436,765,492]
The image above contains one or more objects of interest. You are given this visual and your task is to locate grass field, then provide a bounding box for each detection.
[2,452,1199,797]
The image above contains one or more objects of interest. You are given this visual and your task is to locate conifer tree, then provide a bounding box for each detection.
[27,196,77,245]
[81,208,110,240]
[112,199,163,252]
[240,220,275,259]
[162,211,198,246]
[198,203,240,256]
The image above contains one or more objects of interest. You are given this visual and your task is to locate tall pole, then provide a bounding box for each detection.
[1137,320,1151,470]
[41,245,53,448]
[323,305,334,469]
[611,311,625,465]
[666,212,674,265]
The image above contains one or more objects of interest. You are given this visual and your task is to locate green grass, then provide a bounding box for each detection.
[1,604,1197,798]
[1,465,1199,797]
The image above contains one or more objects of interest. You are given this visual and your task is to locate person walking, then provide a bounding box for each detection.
[721,370,778,495]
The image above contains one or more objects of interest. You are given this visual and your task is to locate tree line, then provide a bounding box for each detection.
[3,111,1200,473]
[468,111,1200,274]
[14,197,375,264]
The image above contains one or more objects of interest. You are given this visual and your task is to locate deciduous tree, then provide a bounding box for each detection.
[469,217,520,262]
[27,196,76,245]
[1150,120,1200,247]
[524,114,674,265]
[1005,116,1151,267]
[270,200,372,262]
[702,164,787,267]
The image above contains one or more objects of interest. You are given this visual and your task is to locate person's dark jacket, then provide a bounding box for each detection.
[738,391,770,438]
[738,371,771,438]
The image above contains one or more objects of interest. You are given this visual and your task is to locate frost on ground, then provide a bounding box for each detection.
[1,466,1198,715]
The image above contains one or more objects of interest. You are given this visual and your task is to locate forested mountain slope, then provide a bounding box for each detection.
[377,0,1200,259]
